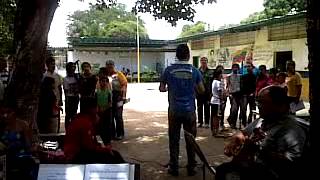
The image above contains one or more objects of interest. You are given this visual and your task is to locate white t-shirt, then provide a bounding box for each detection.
[210,80,222,105]
[63,76,79,97]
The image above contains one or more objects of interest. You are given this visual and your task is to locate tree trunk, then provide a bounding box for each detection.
[6,0,58,142]
[307,0,320,169]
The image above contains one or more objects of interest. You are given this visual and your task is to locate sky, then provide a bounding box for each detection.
[48,0,264,47]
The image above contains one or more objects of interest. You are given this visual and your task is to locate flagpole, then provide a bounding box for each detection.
[136,13,140,83]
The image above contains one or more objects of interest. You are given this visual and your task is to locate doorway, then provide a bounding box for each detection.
[275,51,292,72]
[193,56,199,68]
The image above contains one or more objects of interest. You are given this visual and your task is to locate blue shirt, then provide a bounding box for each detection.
[161,62,202,112]
[240,66,259,76]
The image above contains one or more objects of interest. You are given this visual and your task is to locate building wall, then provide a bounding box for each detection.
[253,27,308,71]
[188,22,309,100]
[164,52,177,67]
[189,26,308,71]
[72,50,167,74]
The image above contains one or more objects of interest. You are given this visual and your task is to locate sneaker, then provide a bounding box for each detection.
[187,168,197,176]
[168,168,179,176]
[204,124,210,128]
[197,124,203,128]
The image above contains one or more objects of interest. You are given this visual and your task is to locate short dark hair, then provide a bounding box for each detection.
[267,85,289,105]
[286,60,296,68]
[277,72,287,78]
[66,62,75,73]
[99,67,107,75]
[269,68,278,76]
[213,69,222,79]
[45,56,55,66]
[215,65,224,70]
[200,57,208,62]
[105,60,115,66]
[176,44,190,61]
[259,65,266,70]
[81,62,91,70]
[232,63,240,69]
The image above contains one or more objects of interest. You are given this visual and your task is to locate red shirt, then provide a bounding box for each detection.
[64,113,111,161]
[256,75,271,95]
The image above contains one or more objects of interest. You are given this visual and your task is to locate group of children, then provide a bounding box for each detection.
[37,57,128,145]
[204,60,301,136]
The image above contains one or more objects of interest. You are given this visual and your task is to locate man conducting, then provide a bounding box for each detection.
[159,44,205,176]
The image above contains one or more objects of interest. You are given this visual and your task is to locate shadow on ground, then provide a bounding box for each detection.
[112,109,230,180]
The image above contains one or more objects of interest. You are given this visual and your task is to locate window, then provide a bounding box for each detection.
[191,40,204,50]
[220,31,255,47]
[268,18,307,41]
[191,36,216,50]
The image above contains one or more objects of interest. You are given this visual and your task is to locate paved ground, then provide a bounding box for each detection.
[59,82,309,179]
[111,83,230,180]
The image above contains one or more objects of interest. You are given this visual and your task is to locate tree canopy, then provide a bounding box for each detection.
[67,3,149,39]
[241,0,306,24]
[264,0,306,17]
[179,21,206,38]
[134,0,216,26]
[0,0,16,56]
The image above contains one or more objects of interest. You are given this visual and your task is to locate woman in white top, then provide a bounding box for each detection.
[210,70,223,136]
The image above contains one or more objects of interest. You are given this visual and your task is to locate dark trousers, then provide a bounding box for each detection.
[247,95,256,124]
[65,96,79,130]
[112,91,124,137]
[228,93,241,128]
[228,93,248,128]
[99,109,113,144]
[210,104,219,131]
[168,110,197,170]
[197,95,210,125]
[80,96,95,113]
[220,98,227,127]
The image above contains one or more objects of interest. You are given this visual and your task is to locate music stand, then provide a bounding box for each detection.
[184,130,216,180]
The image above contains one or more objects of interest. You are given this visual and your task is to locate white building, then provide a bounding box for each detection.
[68,38,178,75]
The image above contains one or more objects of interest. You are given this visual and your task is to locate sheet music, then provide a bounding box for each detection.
[84,164,131,180]
[37,164,85,180]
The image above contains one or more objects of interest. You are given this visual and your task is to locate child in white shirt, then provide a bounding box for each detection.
[210,70,223,136]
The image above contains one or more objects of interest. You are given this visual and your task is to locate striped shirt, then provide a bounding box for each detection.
[0,70,9,88]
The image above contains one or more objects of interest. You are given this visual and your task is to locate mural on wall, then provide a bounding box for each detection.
[207,49,216,68]
[214,45,253,68]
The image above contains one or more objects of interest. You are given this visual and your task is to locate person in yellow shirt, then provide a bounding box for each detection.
[286,60,302,104]
[106,60,128,140]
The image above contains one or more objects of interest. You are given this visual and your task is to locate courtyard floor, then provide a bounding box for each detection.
[111,83,230,180]
[59,82,309,180]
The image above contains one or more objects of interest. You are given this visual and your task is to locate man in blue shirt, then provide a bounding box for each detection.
[159,44,205,176]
